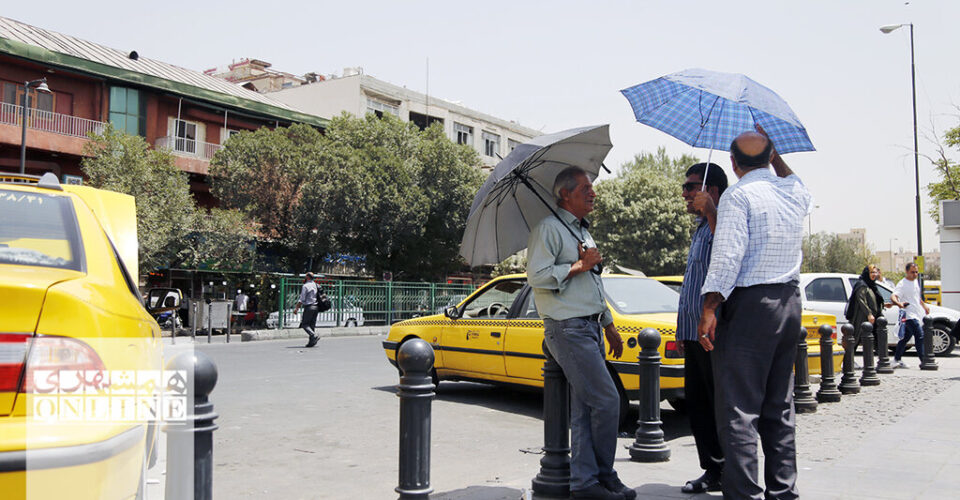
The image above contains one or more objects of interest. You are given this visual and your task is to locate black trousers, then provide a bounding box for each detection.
[713,283,800,500]
[683,340,724,476]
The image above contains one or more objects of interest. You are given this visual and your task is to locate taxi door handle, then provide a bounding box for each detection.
[490,332,501,338]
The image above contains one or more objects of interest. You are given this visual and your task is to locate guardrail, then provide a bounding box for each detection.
[155,136,223,160]
[0,102,106,138]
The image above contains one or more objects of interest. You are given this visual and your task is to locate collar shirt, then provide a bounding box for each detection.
[701,168,812,299]
[526,208,613,327]
[894,278,926,321]
[299,281,319,306]
[677,218,713,341]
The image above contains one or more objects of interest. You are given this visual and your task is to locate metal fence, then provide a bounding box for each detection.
[276,278,477,328]
[155,136,223,160]
[0,102,105,138]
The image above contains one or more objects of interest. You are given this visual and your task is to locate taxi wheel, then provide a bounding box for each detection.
[607,367,630,430]
[932,324,955,357]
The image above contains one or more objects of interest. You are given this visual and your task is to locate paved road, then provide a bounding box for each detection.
[158,335,960,499]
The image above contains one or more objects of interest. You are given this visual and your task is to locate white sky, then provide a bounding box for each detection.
[7,0,958,256]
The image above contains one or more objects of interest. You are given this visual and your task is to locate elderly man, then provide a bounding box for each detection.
[698,131,811,500]
[527,166,634,500]
[676,162,728,494]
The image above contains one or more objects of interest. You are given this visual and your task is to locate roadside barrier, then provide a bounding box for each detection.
[629,328,670,462]
[532,341,571,498]
[920,317,939,371]
[793,325,818,413]
[839,324,861,395]
[875,317,893,374]
[395,339,435,500]
[164,351,219,500]
[859,321,881,387]
[816,325,842,403]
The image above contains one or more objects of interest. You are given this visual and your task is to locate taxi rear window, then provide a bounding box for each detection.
[0,189,83,271]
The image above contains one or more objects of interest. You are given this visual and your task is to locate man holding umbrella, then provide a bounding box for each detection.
[527,166,634,500]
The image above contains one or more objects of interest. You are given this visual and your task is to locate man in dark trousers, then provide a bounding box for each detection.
[293,272,320,348]
[527,166,634,500]
[698,130,811,500]
[676,162,728,494]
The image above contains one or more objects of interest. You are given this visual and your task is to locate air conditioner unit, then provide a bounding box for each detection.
[942,200,960,228]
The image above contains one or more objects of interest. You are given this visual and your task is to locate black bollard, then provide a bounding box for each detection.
[396,339,436,500]
[920,316,939,371]
[875,317,893,374]
[793,325,818,413]
[164,350,219,500]
[816,325,842,403]
[629,328,670,462]
[531,341,571,497]
[859,321,881,386]
[838,324,861,395]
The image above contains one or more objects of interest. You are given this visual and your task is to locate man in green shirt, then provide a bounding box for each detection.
[526,166,632,500]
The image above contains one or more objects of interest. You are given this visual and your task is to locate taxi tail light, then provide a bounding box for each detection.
[664,340,682,359]
[0,334,32,392]
[19,336,106,393]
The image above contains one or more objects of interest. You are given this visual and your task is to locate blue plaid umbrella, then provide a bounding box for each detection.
[621,68,814,154]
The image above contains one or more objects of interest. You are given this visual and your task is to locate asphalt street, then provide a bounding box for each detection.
[149,334,960,499]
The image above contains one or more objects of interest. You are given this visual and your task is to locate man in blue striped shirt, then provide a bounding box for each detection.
[676,162,727,494]
[699,130,811,500]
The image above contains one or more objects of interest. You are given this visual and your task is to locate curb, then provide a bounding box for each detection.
[240,326,390,342]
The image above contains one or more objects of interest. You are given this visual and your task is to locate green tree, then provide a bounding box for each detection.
[591,148,700,275]
[81,125,194,270]
[179,208,256,271]
[926,121,960,225]
[801,233,875,273]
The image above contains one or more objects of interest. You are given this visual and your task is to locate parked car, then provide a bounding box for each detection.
[267,301,365,329]
[800,273,960,356]
[0,172,166,499]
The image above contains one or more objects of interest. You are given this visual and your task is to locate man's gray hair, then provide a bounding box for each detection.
[553,166,587,202]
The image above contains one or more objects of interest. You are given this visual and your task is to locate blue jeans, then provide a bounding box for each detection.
[894,318,924,361]
[543,317,621,491]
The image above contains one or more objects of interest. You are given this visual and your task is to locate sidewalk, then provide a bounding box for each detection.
[159,325,388,344]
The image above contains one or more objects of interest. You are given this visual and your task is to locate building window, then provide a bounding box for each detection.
[482,131,501,157]
[454,123,474,146]
[173,119,199,154]
[109,87,146,136]
[366,98,399,118]
[508,139,521,153]
[2,82,55,112]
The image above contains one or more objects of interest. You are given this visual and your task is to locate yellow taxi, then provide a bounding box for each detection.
[383,273,686,424]
[650,276,844,375]
[0,173,168,499]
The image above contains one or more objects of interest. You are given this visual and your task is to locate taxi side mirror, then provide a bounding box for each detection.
[146,288,182,314]
[444,306,461,320]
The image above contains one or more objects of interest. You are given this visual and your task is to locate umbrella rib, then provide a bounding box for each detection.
[691,92,723,150]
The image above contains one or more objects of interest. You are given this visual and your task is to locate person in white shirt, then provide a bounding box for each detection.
[891,262,929,368]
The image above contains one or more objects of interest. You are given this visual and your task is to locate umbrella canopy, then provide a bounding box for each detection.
[621,68,815,154]
[460,124,612,267]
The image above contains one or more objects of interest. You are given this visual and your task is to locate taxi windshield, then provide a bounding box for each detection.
[602,276,679,314]
[0,188,82,271]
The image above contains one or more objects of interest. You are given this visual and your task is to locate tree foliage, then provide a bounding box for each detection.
[591,148,700,275]
[926,120,960,225]
[178,208,256,270]
[801,233,875,273]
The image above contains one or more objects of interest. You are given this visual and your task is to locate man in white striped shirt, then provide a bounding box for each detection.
[698,130,811,500]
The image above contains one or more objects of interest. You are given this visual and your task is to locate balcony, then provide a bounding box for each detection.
[0,101,106,139]
[155,136,223,161]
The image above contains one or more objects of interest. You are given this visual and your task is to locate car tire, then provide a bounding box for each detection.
[606,367,631,430]
[345,319,357,328]
[932,323,956,357]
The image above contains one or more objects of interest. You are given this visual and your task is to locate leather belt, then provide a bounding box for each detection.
[574,313,602,323]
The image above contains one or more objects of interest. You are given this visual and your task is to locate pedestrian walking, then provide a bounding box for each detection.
[527,166,634,500]
[676,162,727,494]
[891,262,929,368]
[845,265,884,354]
[293,272,321,348]
[698,130,811,500]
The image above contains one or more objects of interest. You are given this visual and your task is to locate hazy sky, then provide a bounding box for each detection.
[7,1,958,256]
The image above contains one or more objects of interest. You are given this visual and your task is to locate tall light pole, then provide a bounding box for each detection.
[880,23,923,280]
[889,237,898,272]
[19,78,52,175]
[807,205,820,236]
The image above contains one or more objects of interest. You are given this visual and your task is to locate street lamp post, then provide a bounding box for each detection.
[807,205,820,236]
[880,23,923,281]
[889,237,898,273]
[19,78,52,175]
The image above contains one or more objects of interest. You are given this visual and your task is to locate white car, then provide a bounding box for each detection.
[800,273,959,356]
[266,303,365,329]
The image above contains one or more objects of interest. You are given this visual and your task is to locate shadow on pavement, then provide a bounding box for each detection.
[373,382,544,420]
[431,485,524,500]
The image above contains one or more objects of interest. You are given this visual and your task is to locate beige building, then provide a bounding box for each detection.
[204,59,313,93]
[838,228,867,246]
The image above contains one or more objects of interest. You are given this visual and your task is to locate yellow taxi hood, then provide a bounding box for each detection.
[63,185,138,278]
[0,266,83,332]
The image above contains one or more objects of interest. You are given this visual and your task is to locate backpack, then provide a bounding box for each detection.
[843,283,859,322]
[317,290,332,312]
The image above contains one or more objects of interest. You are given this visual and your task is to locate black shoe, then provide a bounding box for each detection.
[600,477,636,500]
[571,482,625,500]
[681,471,722,494]
[305,334,318,348]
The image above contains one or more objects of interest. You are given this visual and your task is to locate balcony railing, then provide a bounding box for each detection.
[0,101,106,139]
[155,136,222,161]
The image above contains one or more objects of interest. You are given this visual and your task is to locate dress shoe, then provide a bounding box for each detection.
[600,477,636,499]
[681,470,722,494]
[570,482,625,500]
[305,334,319,348]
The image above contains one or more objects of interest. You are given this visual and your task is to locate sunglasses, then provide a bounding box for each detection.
[681,182,703,192]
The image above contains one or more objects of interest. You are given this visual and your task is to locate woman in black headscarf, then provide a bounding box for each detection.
[848,264,884,351]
